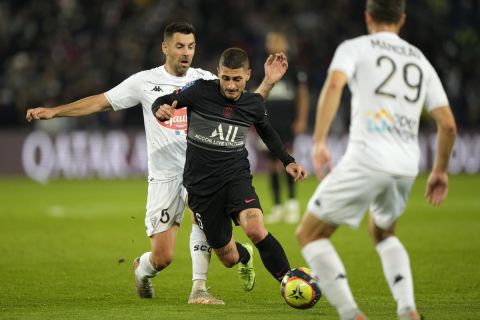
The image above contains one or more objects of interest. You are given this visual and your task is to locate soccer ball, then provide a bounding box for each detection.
[280,267,321,309]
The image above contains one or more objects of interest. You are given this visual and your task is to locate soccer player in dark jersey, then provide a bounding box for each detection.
[26,22,289,304]
[152,47,307,291]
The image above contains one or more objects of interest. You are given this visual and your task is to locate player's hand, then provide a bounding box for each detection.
[425,170,449,206]
[26,107,56,122]
[155,100,177,121]
[264,53,288,85]
[286,163,307,181]
[312,142,333,180]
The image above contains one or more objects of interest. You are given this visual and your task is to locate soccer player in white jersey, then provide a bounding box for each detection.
[295,1,456,320]
[26,22,288,305]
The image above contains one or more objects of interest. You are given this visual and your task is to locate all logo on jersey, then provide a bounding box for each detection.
[210,124,239,142]
[188,111,248,150]
[223,106,235,119]
[157,107,188,135]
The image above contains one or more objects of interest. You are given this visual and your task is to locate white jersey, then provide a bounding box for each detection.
[330,32,449,176]
[105,66,216,181]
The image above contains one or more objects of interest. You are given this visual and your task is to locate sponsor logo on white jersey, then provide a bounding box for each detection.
[157,108,188,135]
[366,108,417,142]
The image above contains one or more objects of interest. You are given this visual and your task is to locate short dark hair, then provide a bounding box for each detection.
[366,0,405,24]
[164,22,195,40]
[219,47,249,69]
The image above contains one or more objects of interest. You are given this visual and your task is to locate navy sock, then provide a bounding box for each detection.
[255,233,290,282]
[286,172,295,199]
[270,171,281,204]
[236,242,250,264]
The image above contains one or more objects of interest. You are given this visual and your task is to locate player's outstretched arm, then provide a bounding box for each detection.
[255,53,288,99]
[286,163,307,181]
[425,106,457,206]
[26,94,112,122]
[311,70,347,179]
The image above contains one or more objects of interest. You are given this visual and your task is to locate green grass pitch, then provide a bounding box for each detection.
[0,174,479,319]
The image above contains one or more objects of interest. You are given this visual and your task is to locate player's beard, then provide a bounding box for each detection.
[173,58,191,76]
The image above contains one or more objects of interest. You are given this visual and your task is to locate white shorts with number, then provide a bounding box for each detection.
[307,160,415,229]
[145,177,187,237]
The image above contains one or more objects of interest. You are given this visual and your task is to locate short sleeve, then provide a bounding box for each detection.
[424,63,449,111]
[328,40,357,79]
[105,72,143,111]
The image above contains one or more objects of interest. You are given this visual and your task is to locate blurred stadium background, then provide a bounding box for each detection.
[0,0,479,180]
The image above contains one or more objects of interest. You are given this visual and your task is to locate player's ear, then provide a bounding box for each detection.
[161,41,168,55]
[364,11,372,28]
[245,69,251,81]
[398,13,406,29]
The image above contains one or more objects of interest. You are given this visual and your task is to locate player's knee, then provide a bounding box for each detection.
[245,225,268,243]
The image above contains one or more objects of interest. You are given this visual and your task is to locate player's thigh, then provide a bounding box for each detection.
[370,175,415,229]
[145,179,186,237]
[226,177,263,224]
[189,191,232,249]
[307,163,379,228]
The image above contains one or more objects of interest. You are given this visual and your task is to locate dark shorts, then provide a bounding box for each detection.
[188,177,262,249]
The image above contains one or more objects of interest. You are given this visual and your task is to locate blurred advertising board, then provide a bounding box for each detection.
[0,130,479,182]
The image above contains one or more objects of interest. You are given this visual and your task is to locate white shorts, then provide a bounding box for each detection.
[307,161,415,229]
[145,178,187,237]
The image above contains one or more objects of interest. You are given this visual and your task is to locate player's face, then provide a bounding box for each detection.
[218,66,251,101]
[162,33,196,76]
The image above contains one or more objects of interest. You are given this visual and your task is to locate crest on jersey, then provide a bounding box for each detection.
[181,80,196,90]
[223,106,235,119]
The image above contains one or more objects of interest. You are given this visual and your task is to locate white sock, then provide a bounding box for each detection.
[376,236,416,315]
[191,279,206,292]
[190,224,211,289]
[136,252,158,280]
[302,239,359,319]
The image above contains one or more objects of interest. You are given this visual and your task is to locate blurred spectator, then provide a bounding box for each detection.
[254,31,310,225]
[1,0,478,130]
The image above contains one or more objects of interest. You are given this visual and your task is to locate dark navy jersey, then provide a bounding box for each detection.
[152,79,295,195]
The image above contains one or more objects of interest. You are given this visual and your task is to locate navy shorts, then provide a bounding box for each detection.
[188,177,262,249]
